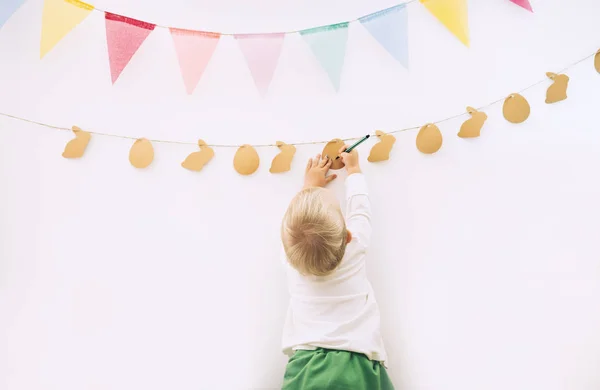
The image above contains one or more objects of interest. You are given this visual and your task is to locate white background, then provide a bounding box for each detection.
[1,0,600,389]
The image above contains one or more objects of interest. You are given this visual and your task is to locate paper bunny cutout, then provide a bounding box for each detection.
[368,131,396,162]
[545,72,569,104]
[458,107,488,138]
[62,126,91,158]
[182,139,215,172]
[270,141,296,173]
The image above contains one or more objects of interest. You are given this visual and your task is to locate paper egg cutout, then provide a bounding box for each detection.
[503,93,530,124]
[129,138,154,168]
[62,126,91,158]
[368,130,396,162]
[182,139,214,172]
[234,144,260,175]
[595,50,600,73]
[322,139,345,170]
[458,107,487,138]
[545,73,569,104]
[270,141,296,174]
[416,124,442,154]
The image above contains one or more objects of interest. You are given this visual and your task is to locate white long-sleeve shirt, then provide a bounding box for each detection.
[281,173,388,365]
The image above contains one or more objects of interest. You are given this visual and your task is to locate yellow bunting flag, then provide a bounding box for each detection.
[40,0,93,59]
[420,0,469,46]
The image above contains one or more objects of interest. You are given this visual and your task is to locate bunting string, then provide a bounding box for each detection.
[0,48,597,149]
[82,1,420,36]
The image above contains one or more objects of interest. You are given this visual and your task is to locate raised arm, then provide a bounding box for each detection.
[337,144,372,248]
[345,173,372,248]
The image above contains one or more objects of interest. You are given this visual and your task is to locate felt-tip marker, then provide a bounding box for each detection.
[335,135,370,160]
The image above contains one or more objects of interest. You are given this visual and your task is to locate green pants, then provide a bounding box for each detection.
[282,348,394,390]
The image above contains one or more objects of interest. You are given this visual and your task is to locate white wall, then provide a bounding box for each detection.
[1,0,600,389]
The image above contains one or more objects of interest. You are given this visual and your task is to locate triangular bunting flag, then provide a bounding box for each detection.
[359,4,409,68]
[300,23,349,91]
[170,29,220,94]
[105,13,155,84]
[0,0,25,30]
[40,0,93,59]
[420,0,469,46]
[509,0,534,12]
[235,33,285,96]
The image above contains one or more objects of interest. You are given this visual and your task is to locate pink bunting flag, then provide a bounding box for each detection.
[170,29,220,94]
[234,33,285,96]
[105,12,155,84]
[509,0,533,12]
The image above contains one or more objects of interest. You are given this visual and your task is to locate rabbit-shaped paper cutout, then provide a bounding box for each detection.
[234,144,260,175]
[503,93,530,124]
[62,126,91,158]
[368,130,396,162]
[458,107,488,138]
[270,141,296,173]
[416,124,442,154]
[182,139,214,172]
[129,138,154,169]
[322,138,346,170]
[545,72,569,104]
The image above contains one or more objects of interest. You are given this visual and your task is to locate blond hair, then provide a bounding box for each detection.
[281,187,348,276]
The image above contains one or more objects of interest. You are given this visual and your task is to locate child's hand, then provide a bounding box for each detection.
[338,144,361,175]
[304,154,337,188]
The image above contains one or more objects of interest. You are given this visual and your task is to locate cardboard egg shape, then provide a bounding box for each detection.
[322,138,345,170]
[545,72,569,104]
[416,124,442,154]
[458,107,488,138]
[62,126,91,158]
[503,93,530,124]
[234,144,260,175]
[182,139,214,172]
[368,130,396,162]
[129,138,154,169]
[595,50,600,73]
[270,141,296,174]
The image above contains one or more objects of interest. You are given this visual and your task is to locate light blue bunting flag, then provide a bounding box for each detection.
[300,22,349,91]
[359,4,409,68]
[0,0,25,30]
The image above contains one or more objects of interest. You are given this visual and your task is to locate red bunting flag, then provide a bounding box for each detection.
[170,29,220,94]
[105,12,155,84]
[509,0,533,12]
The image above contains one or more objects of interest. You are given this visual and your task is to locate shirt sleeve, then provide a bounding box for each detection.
[344,173,372,248]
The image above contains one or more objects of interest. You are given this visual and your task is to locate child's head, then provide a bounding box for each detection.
[281,187,351,276]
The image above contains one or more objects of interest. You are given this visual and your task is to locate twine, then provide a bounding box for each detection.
[0,49,597,148]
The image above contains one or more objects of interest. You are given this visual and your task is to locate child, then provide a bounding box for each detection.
[280,145,393,390]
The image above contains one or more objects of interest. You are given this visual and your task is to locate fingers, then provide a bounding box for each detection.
[325,174,337,184]
[338,144,348,154]
[318,155,329,168]
[312,154,321,168]
[325,158,332,169]
[306,158,312,172]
